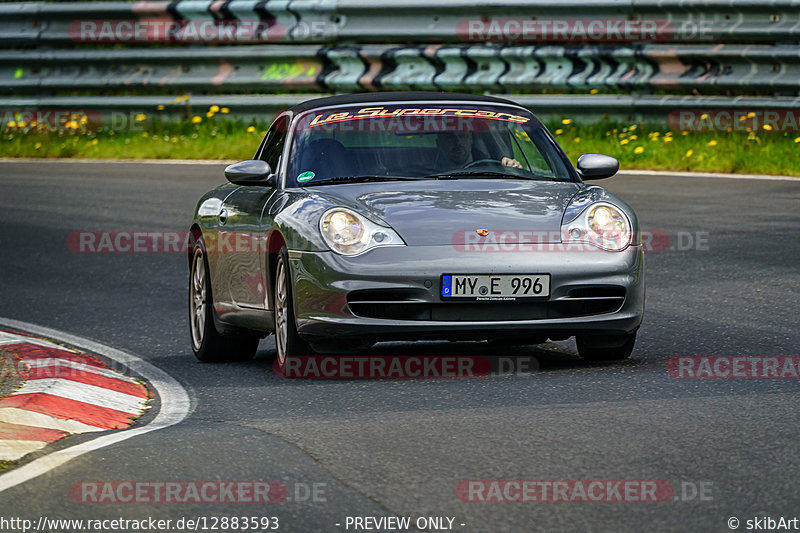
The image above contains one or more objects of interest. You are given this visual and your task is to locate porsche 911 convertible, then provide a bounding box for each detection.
[188,92,644,368]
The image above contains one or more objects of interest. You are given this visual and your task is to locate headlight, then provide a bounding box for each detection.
[563,202,632,251]
[320,207,404,256]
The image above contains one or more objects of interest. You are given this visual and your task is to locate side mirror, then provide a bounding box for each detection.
[576,154,619,180]
[224,160,276,186]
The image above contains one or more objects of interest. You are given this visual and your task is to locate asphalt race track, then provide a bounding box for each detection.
[0,161,798,532]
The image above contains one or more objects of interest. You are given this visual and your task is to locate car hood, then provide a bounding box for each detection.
[307,179,581,246]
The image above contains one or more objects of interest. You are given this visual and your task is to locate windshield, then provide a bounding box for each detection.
[286,103,573,187]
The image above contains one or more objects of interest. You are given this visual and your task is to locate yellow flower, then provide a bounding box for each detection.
[748,133,757,141]
[247,126,256,133]
[589,89,599,94]
[573,137,580,143]
[739,115,747,121]
[209,105,220,113]
[90,139,98,146]
[142,132,149,137]
[747,112,756,118]
[34,142,41,150]
[681,131,689,136]
[794,137,800,143]
[7,120,16,128]
[620,139,630,145]
[562,119,572,125]
[629,135,638,141]
[18,121,27,127]
[80,116,88,125]
[685,149,694,157]
[191,116,202,124]
[700,113,709,120]
[206,111,215,118]
[157,104,165,111]
[64,120,79,129]
[762,124,773,131]
[707,140,718,147]
[171,137,178,143]
[220,107,230,114]
[634,146,644,154]
[663,137,673,143]
[629,124,637,131]
[555,129,563,135]
[135,113,146,122]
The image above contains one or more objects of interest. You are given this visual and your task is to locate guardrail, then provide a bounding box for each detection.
[2,1,799,46]
[3,94,800,127]
[3,43,799,94]
[1,1,798,126]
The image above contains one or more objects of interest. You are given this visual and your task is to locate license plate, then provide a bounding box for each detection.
[441,274,550,300]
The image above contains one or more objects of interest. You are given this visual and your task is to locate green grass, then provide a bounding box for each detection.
[2,114,799,176]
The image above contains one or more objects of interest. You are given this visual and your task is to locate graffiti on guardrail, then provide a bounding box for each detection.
[2,43,797,95]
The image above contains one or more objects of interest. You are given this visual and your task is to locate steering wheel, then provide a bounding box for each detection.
[462,158,501,169]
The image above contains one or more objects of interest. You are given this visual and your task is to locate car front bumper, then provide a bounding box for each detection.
[290,244,644,342]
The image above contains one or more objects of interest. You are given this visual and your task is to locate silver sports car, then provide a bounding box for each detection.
[188,92,644,369]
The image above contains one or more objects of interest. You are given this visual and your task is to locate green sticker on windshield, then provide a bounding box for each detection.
[297,171,315,183]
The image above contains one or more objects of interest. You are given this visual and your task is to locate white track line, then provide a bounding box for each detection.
[2,159,798,181]
[0,333,79,352]
[0,318,191,494]
[618,169,800,182]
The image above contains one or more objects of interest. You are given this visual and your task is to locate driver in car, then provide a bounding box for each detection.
[435,132,523,170]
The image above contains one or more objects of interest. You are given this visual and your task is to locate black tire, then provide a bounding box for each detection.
[576,333,636,361]
[189,237,259,362]
[273,248,312,371]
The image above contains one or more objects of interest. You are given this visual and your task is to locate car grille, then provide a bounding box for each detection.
[346,287,625,321]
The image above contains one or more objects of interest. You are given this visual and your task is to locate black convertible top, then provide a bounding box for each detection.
[289,91,523,113]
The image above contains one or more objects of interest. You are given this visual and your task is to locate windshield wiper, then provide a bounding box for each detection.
[302,175,433,186]
[422,171,526,180]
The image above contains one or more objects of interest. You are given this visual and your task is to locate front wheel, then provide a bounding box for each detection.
[576,332,636,361]
[189,238,259,362]
[273,249,312,371]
